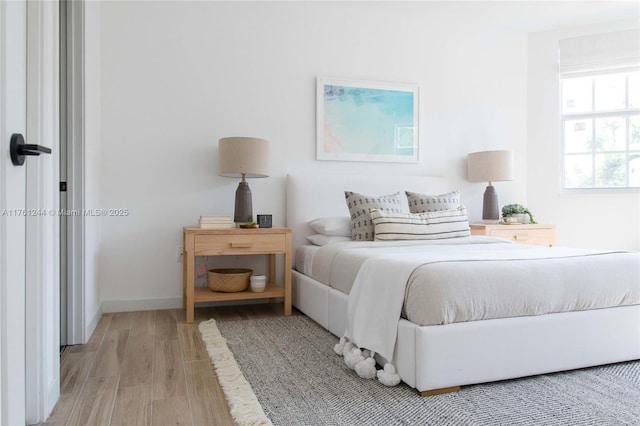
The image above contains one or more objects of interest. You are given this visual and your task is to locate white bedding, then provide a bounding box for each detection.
[295,244,319,275]
[309,236,499,294]
[304,237,640,360]
[308,237,640,322]
[347,239,639,360]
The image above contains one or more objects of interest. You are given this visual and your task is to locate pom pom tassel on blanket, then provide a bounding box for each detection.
[334,337,400,386]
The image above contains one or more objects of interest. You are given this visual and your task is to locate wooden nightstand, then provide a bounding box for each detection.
[470,223,556,247]
[182,227,292,323]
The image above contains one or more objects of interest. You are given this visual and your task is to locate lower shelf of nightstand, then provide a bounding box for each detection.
[193,284,284,303]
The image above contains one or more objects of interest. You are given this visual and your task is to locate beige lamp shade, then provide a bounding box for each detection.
[218,137,270,178]
[467,150,514,183]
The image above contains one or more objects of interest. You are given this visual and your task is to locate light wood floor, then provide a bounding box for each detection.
[41,303,290,426]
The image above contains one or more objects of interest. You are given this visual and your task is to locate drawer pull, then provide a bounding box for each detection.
[513,233,529,241]
[230,242,252,248]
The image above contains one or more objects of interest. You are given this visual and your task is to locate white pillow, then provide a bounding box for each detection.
[405,190,461,213]
[370,206,470,241]
[306,234,352,246]
[308,216,351,236]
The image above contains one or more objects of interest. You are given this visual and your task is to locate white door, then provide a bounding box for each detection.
[0,1,29,424]
[24,1,60,423]
[1,1,60,424]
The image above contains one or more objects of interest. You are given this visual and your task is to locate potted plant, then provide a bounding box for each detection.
[501,204,536,224]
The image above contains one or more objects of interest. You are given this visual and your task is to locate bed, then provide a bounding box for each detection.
[285,173,640,396]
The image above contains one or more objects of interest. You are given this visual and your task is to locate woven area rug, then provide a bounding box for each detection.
[204,315,640,426]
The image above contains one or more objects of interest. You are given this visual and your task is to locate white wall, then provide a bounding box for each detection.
[527,19,640,251]
[96,1,528,311]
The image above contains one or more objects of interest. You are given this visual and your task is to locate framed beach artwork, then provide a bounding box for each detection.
[316,77,419,163]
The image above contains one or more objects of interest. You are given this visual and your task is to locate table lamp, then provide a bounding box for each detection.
[218,137,270,224]
[467,150,514,224]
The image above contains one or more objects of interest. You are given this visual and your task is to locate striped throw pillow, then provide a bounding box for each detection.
[371,206,471,241]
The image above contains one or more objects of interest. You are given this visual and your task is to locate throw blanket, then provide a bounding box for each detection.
[345,242,618,361]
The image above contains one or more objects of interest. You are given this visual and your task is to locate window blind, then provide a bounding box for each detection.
[559,29,640,74]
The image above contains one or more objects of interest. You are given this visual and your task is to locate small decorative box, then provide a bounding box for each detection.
[257,214,272,228]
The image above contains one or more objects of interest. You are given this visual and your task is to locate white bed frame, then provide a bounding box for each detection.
[285,173,640,395]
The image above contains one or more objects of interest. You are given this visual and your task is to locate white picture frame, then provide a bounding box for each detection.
[316,77,419,163]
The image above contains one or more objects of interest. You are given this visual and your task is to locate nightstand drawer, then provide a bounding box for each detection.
[194,233,287,255]
[470,224,556,247]
[488,228,555,246]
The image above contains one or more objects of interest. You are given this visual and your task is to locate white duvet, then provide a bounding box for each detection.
[308,237,640,361]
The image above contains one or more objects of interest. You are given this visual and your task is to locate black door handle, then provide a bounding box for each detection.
[10,133,52,166]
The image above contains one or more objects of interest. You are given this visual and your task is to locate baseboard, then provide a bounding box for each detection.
[101,297,183,313]
[85,306,103,344]
[100,297,279,314]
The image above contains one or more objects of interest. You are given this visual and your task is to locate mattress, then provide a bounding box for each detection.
[301,236,640,326]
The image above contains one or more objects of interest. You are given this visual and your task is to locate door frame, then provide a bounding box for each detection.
[62,0,85,346]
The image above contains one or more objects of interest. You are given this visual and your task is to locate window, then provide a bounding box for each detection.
[561,70,640,189]
[559,29,640,190]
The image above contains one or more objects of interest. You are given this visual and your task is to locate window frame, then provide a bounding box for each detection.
[560,67,640,193]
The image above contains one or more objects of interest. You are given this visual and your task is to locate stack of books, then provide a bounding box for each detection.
[199,215,233,229]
